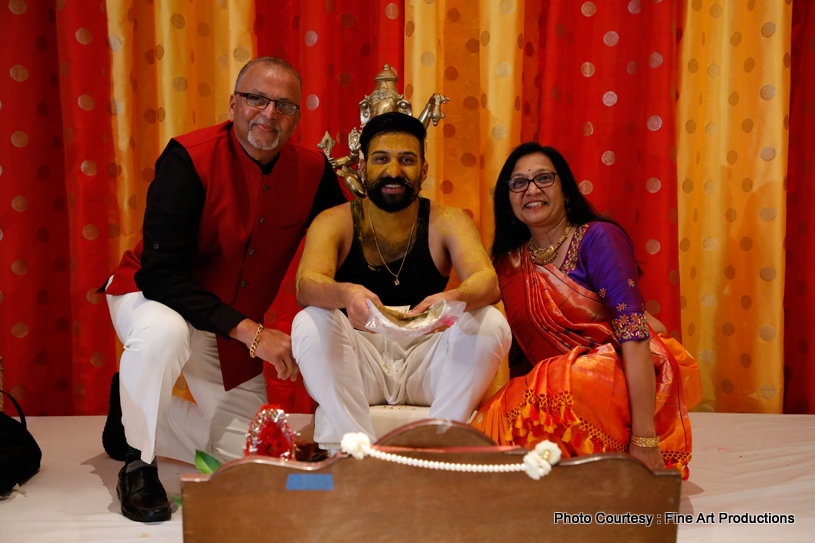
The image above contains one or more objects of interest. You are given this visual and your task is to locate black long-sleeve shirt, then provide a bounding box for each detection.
[130,139,345,338]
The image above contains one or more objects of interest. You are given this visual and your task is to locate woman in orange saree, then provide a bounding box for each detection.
[472,143,699,478]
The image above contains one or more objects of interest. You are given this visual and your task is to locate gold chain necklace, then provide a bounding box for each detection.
[528,223,572,265]
[367,200,418,286]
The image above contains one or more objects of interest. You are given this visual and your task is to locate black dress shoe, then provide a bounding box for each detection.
[103,372,129,461]
[117,464,172,523]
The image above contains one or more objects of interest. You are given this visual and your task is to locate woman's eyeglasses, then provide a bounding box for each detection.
[507,172,557,193]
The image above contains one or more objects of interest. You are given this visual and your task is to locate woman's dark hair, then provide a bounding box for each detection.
[491,143,616,259]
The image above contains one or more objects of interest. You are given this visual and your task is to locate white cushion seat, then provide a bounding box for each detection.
[314,404,431,450]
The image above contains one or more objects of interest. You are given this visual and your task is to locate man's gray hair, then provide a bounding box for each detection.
[234,57,302,94]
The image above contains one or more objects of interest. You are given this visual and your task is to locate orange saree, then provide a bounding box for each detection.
[473,247,699,479]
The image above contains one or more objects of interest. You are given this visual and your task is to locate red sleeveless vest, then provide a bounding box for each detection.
[107,122,325,389]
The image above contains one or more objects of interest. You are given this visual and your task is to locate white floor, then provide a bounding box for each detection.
[1,413,813,543]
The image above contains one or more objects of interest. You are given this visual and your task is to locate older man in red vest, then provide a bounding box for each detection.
[102,57,344,522]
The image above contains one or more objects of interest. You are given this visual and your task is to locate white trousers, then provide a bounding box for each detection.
[106,290,267,465]
[292,305,511,443]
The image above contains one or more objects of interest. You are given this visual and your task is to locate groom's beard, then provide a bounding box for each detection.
[366,176,418,212]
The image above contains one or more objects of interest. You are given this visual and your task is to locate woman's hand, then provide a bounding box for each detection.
[620,337,663,470]
[628,443,665,472]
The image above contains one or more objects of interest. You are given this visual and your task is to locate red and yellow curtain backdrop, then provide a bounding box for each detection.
[106,1,256,261]
[785,1,815,414]
[532,1,682,339]
[2,0,813,417]
[1,1,117,416]
[405,0,524,244]
[676,1,790,413]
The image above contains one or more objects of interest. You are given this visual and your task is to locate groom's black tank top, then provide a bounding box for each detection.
[334,197,449,307]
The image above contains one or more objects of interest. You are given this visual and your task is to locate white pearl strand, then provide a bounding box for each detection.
[340,432,559,479]
[364,444,527,474]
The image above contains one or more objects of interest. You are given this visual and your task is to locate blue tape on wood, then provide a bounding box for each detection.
[286,473,334,491]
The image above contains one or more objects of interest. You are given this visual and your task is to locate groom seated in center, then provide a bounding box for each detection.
[292,112,511,444]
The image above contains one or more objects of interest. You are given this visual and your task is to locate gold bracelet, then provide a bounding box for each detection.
[249,323,264,358]
[630,435,660,448]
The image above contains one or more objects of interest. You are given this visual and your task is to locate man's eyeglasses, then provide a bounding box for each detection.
[507,172,558,193]
[235,92,300,116]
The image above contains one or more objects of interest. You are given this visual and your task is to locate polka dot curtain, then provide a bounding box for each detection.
[1,0,119,416]
[520,1,543,143]
[529,0,682,339]
[106,1,256,263]
[405,0,524,247]
[256,0,404,160]
[784,2,815,415]
[676,0,790,413]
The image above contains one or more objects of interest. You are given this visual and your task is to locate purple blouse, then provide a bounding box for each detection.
[559,222,650,342]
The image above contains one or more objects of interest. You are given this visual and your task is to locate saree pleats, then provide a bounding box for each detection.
[473,248,698,479]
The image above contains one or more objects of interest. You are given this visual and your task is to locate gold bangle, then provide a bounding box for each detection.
[630,435,660,448]
[249,323,264,358]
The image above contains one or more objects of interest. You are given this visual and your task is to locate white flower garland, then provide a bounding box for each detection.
[340,433,561,480]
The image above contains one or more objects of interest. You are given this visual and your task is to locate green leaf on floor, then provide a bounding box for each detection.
[171,494,182,508]
[195,449,222,474]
